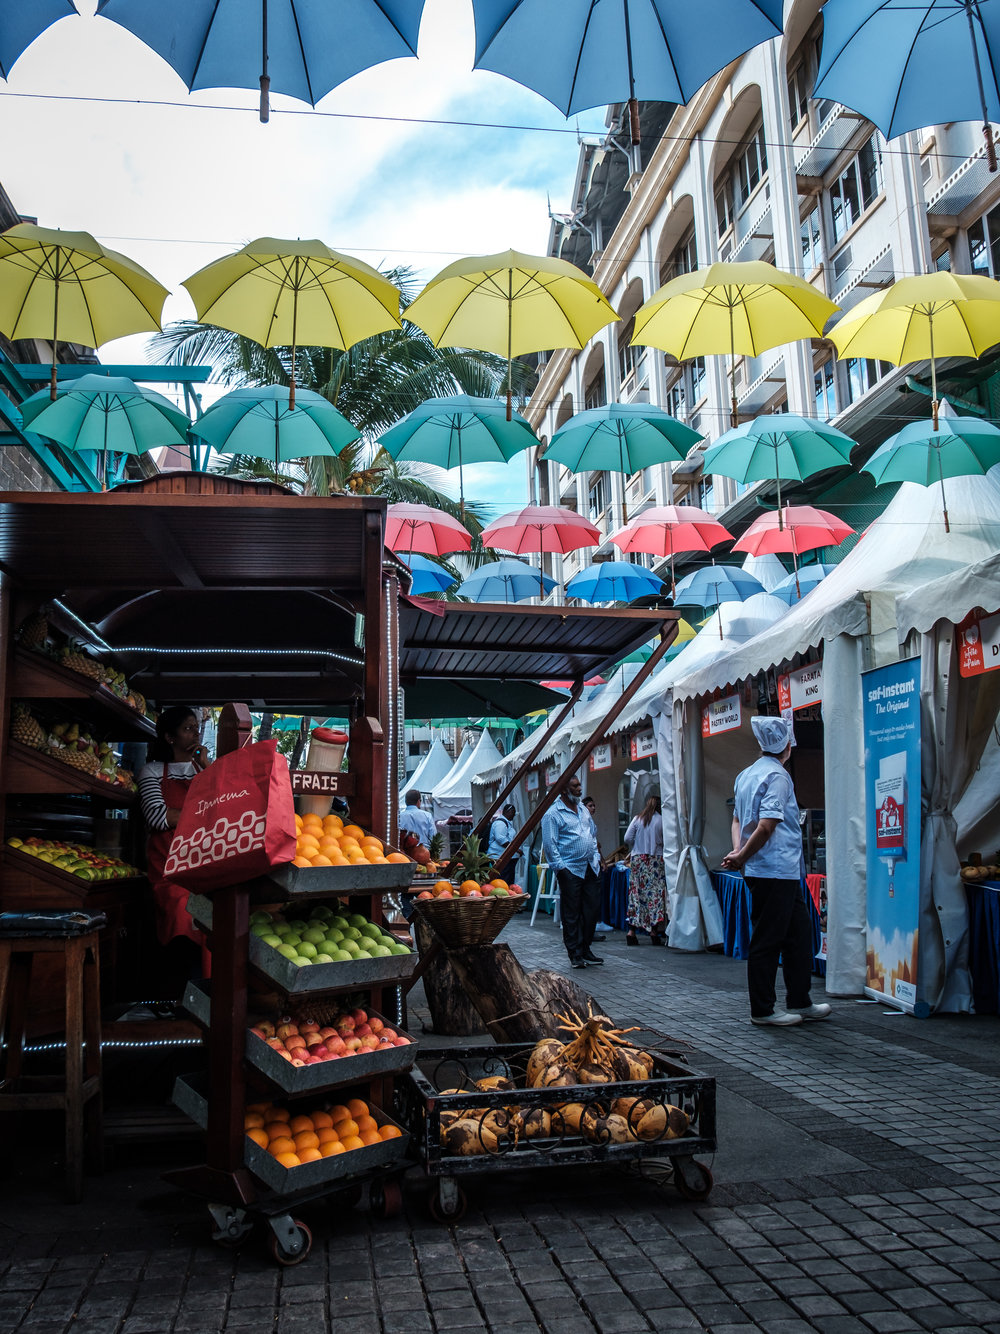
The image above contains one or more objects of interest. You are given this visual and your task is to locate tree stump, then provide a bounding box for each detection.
[443,943,596,1043]
[412,918,486,1036]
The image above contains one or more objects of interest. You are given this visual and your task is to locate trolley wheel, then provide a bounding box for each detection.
[673,1158,714,1202]
[427,1179,466,1223]
[207,1203,253,1249]
[634,1159,674,1189]
[267,1218,313,1266]
[370,1177,403,1219]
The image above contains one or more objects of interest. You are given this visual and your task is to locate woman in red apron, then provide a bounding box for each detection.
[137,706,211,977]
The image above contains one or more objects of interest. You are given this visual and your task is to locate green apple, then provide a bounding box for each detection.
[297,941,318,959]
[324,928,344,944]
[313,953,335,964]
[370,945,392,958]
[330,949,353,962]
[340,940,361,957]
[342,926,362,941]
[261,933,283,948]
[292,955,312,968]
[276,944,299,961]
[389,942,410,955]
[301,927,327,945]
[348,913,369,929]
[353,948,372,960]
[271,922,292,937]
[310,905,333,922]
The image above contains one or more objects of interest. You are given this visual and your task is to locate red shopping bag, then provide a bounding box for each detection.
[163,740,296,890]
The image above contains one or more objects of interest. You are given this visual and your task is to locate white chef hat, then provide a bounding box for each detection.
[751,715,792,754]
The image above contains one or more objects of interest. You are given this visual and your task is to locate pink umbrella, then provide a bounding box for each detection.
[481,505,601,596]
[385,502,472,556]
[733,505,854,596]
[610,504,733,595]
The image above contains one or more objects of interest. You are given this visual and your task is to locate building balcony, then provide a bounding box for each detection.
[832,243,894,313]
[736,352,786,413]
[795,102,868,177]
[926,130,1000,217]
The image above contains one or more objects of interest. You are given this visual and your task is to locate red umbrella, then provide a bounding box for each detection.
[540,676,605,689]
[481,505,601,596]
[385,502,472,556]
[733,505,854,596]
[610,504,733,595]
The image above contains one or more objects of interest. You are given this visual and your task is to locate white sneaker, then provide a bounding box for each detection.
[788,1003,832,1021]
[750,1011,803,1026]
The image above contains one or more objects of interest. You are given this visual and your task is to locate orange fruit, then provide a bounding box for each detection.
[490,878,509,890]
[316,1127,341,1146]
[359,1129,381,1146]
[246,1127,269,1149]
[379,1125,403,1141]
[346,1098,369,1117]
[355,1114,378,1134]
[273,1151,300,1169]
[340,1135,364,1151]
[265,1122,290,1142]
[268,1136,296,1157]
[434,880,452,893]
[289,1114,313,1135]
[459,880,480,896]
[294,813,303,827]
[332,1117,359,1138]
[387,852,410,864]
[321,1140,346,1157]
[310,854,334,867]
[311,1110,334,1130]
[244,1111,265,1129]
[342,824,365,840]
[330,854,350,866]
[293,1130,320,1153]
[268,1106,291,1122]
[360,836,383,852]
[292,856,312,868]
[302,812,323,827]
[318,835,340,852]
[328,1105,350,1122]
[297,1147,323,1163]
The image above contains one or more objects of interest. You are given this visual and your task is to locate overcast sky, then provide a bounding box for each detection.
[0,0,608,514]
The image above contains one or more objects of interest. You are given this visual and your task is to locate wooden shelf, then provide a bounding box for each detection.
[10,647,156,741]
[3,742,137,804]
[0,843,145,911]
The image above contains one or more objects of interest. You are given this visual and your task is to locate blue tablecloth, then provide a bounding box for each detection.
[710,870,826,977]
[602,865,629,931]
[967,880,1000,1015]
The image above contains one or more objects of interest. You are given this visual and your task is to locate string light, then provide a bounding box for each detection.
[110,645,364,667]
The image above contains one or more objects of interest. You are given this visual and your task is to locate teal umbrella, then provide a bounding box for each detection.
[861,415,1000,533]
[702,414,857,527]
[19,373,189,488]
[545,402,702,522]
[189,385,360,473]
[378,395,537,512]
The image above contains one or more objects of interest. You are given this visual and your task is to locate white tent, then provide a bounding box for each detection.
[400,738,453,805]
[741,552,790,591]
[670,474,1000,1003]
[432,731,504,820]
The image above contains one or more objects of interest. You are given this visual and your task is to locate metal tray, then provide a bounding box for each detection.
[189,895,418,997]
[181,982,418,1094]
[173,1074,411,1197]
[261,858,416,898]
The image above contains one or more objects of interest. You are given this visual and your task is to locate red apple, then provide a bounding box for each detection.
[304,1033,324,1047]
[256,1021,276,1038]
[360,1035,380,1051]
[350,1008,368,1025]
[290,1058,306,1067]
[276,1022,298,1040]
[250,1026,268,1040]
[368,1017,384,1035]
[354,1023,372,1038]
[318,1027,337,1040]
[381,1028,397,1041]
[335,1017,355,1037]
[392,1036,409,1046]
[326,1036,347,1055]
[344,1037,363,1053]
[298,1021,320,1034]
[265,1037,285,1050]
[278,1050,294,1062]
[285,1035,306,1052]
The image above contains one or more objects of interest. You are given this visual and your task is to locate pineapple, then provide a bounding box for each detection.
[59,642,107,683]
[428,832,444,864]
[10,703,46,751]
[16,610,49,651]
[451,834,493,887]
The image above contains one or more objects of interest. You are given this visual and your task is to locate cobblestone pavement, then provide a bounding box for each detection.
[2,915,1000,1334]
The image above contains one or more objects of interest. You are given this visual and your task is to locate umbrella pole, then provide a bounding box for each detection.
[102,412,108,493]
[275,409,280,480]
[289,261,299,412]
[623,0,641,146]
[620,434,629,524]
[506,270,514,421]
[966,0,997,171]
[259,0,270,123]
[937,445,951,534]
[792,528,801,598]
[458,435,465,519]
[729,305,738,429]
[50,263,61,401]
[929,314,939,430]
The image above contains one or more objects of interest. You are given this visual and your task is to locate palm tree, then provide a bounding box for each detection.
[150,265,536,524]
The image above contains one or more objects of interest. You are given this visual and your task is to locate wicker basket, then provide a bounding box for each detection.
[411,893,527,948]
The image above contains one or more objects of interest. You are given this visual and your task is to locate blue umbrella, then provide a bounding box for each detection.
[1,1,72,79]
[674,565,765,607]
[400,552,457,596]
[189,385,360,472]
[97,0,426,122]
[814,0,1000,160]
[771,564,837,606]
[471,0,783,121]
[457,558,557,603]
[566,560,665,604]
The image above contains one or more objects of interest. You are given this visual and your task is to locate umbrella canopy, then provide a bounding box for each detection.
[545,402,701,521]
[188,385,360,471]
[813,0,1000,160]
[0,224,168,400]
[470,0,782,124]
[702,413,857,520]
[771,564,837,606]
[1,2,72,79]
[734,505,855,595]
[182,238,401,409]
[97,0,425,122]
[701,591,790,641]
[457,558,557,603]
[828,273,1000,428]
[565,559,665,604]
[610,504,733,593]
[861,414,1000,532]
[673,564,766,607]
[19,373,189,488]
[385,502,472,556]
[631,261,839,426]
[378,394,537,511]
[481,504,601,597]
[399,552,456,597]
[406,249,619,417]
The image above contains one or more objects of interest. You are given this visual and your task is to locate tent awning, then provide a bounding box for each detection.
[896,551,1000,639]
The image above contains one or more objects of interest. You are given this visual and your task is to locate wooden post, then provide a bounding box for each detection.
[354,506,389,838]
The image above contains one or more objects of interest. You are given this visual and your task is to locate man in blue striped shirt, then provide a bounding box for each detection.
[542,775,603,970]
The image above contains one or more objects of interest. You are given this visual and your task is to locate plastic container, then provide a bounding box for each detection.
[299,727,349,818]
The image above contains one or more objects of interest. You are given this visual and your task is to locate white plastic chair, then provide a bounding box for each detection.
[529,863,561,927]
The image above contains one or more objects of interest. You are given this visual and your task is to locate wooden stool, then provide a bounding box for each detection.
[0,930,103,1202]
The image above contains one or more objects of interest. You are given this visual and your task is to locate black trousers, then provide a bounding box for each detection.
[745,876,814,1018]
[557,866,601,960]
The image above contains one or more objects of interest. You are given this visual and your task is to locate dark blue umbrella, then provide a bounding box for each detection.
[457,558,557,603]
[566,560,664,604]
[97,0,426,122]
[472,0,783,125]
[1,1,73,79]
[674,565,765,607]
[400,553,457,597]
[814,0,1000,165]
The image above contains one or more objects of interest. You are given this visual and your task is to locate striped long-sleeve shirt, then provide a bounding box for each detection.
[137,760,199,832]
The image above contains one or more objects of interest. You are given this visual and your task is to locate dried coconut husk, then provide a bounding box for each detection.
[554,1005,642,1080]
[527,1037,565,1087]
[521,1108,551,1139]
[474,1075,518,1093]
[537,1062,579,1088]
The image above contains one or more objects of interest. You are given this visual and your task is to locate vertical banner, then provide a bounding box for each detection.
[861,659,921,1011]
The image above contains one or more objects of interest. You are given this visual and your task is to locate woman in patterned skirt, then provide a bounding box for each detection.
[624,793,667,945]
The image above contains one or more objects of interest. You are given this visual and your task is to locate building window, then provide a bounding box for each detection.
[969,202,1000,277]
[716,118,768,242]
[788,62,810,132]
[699,477,715,513]
[830,136,884,244]
[619,323,647,389]
[588,473,609,522]
[844,357,890,405]
[716,178,735,239]
[737,124,768,208]
[801,205,823,272]
[584,371,606,410]
[814,359,837,419]
[666,357,707,422]
[661,226,698,282]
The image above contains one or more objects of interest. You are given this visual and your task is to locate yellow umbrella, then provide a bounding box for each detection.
[406,249,619,418]
[182,238,402,409]
[828,272,1000,429]
[0,224,168,400]
[631,260,839,427]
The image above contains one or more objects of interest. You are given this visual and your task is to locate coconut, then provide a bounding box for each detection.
[521,1108,551,1139]
[527,1038,565,1086]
